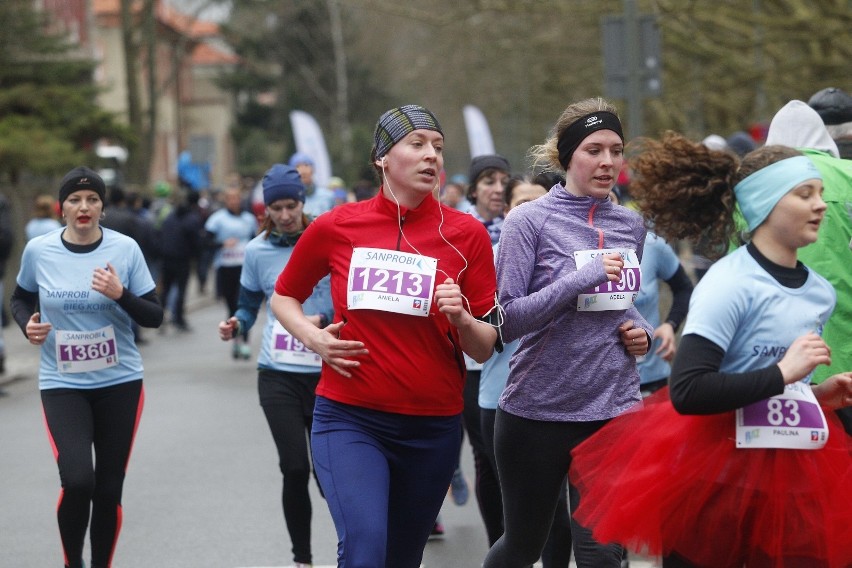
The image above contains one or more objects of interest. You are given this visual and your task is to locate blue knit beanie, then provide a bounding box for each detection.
[262,164,305,205]
[288,152,314,168]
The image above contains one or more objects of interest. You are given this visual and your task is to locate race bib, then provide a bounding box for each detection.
[347,247,437,317]
[270,320,321,367]
[220,241,247,266]
[736,381,828,450]
[574,248,641,311]
[55,325,119,373]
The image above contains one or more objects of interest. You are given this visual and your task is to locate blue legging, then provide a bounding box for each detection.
[312,396,461,568]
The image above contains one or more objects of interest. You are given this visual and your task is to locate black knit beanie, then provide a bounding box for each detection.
[468,154,510,186]
[808,87,852,125]
[59,166,106,206]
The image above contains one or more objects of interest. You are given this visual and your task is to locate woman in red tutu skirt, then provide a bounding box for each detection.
[570,133,852,568]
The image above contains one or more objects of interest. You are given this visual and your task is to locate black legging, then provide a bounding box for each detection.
[481,408,572,568]
[216,266,247,341]
[462,370,504,545]
[41,380,144,568]
[159,257,191,326]
[258,369,321,565]
[483,409,623,568]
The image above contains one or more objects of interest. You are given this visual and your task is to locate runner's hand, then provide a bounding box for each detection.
[27,312,52,346]
[92,262,124,300]
[812,372,852,409]
[218,317,239,341]
[435,278,470,328]
[602,253,624,283]
[307,321,369,378]
[619,319,649,356]
[653,323,677,361]
[777,333,831,384]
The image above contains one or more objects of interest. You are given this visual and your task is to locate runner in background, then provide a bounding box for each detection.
[204,185,258,359]
[218,164,332,568]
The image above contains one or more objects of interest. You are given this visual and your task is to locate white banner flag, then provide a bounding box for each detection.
[289,110,332,188]
[463,105,496,158]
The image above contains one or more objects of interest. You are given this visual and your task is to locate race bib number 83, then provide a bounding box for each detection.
[736,381,828,449]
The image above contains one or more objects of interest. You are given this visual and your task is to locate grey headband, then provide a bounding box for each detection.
[373,105,443,158]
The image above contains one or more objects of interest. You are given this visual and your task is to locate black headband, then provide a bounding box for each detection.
[556,112,624,169]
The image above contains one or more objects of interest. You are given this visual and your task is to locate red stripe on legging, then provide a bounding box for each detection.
[106,504,123,567]
[123,385,145,471]
[42,406,60,461]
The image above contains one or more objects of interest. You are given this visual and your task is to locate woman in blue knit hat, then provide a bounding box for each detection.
[218,164,332,568]
[270,105,500,568]
[571,133,852,567]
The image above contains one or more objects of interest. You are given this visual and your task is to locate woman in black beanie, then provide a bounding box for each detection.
[11,166,163,568]
[466,154,511,245]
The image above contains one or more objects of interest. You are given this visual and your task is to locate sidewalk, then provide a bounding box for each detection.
[0,277,217,390]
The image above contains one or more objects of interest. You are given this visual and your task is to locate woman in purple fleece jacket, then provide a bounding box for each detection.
[483,98,654,568]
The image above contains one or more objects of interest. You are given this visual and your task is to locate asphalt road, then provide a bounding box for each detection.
[0,283,657,568]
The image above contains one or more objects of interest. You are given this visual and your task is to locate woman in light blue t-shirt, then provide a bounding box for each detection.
[572,135,852,567]
[11,167,163,568]
[205,185,258,359]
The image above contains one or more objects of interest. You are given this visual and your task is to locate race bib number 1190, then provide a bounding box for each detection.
[574,248,641,311]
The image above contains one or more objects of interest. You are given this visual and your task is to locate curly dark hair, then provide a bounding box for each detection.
[627,131,801,259]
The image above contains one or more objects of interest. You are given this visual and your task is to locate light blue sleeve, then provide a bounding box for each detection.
[304,275,334,322]
[240,244,261,292]
[127,240,156,295]
[682,265,744,351]
[16,238,42,291]
[204,211,221,236]
[655,237,681,281]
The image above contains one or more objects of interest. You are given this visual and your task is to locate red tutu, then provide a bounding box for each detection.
[570,388,852,568]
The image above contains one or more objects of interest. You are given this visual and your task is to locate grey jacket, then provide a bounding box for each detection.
[496,186,653,421]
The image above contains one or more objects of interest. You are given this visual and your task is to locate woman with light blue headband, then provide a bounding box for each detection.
[569,132,852,568]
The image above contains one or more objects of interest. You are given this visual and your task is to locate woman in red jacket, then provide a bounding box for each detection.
[271,105,499,568]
